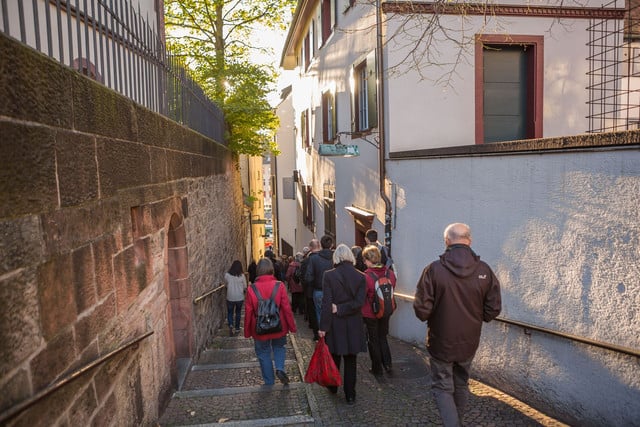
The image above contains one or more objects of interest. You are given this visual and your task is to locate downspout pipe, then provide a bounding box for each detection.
[376,0,393,253]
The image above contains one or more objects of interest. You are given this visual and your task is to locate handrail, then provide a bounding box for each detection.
[193,283,226,304]
[0,330,154,423]
[394,292,639,358]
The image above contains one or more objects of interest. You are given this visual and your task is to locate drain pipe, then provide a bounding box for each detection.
[375,0,393,254]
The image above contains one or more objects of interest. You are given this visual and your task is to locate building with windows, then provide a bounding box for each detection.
[277,0,640,424]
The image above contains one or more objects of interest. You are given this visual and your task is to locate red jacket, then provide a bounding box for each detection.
[244,275,297,340]
[362,265,397,319]
[285,261,303,293]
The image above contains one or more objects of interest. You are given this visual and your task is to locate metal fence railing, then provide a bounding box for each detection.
[0,0,225,144]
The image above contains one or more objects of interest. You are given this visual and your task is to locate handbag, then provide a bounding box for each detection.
[304,337,342,387]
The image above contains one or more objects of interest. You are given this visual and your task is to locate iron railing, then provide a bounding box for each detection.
[193,283,226,304]
[587,0,640,133]
[0,330,154,424]
[394,292,639,358]
[0,0,225,144]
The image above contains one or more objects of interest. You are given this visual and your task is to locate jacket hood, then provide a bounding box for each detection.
[439,244,480,278]
[318,249,333,260]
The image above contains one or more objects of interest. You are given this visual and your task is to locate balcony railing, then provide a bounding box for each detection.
[0,0,225,144]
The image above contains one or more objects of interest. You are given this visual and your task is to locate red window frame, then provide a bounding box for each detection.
[475,34,544,144]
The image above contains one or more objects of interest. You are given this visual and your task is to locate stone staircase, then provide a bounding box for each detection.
[158,325,315,426]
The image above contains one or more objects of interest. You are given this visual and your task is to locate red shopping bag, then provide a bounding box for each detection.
[304,337,342,386]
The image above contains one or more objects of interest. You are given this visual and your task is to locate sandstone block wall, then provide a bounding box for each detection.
[0,33,245,425]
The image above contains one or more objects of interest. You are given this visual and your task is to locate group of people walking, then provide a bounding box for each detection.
[223,223,501,427]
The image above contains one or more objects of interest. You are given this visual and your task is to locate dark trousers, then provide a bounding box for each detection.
[226,300,243,330]
[332,353,358,400]
[363,316,392,373]
[291,292,305,314]
[305,295,318,337]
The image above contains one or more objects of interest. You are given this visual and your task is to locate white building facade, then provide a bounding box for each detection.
[279,0,640,425]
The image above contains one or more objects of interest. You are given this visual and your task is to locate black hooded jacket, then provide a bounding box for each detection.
[413,244,502,362]
[305,249,334,291]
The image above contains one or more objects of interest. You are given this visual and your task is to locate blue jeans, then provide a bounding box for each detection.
[429,355,473,427]
[227,300,243,329]
[254,336,287,385]
[313,289,323,326]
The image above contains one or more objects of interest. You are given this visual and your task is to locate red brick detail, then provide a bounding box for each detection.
[69,380,98,426]
[93,349,132,402]
[75,294,116,351]
[92,393,116,427]
[30,328,76,390]
[167,246,189,283]
[38,255,77,339]
[0,368,31,414]
[113,243,150,313]
[92,236,117,300]
[72,244,97,314]
[167,218,186,248]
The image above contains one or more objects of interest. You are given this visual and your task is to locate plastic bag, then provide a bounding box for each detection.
[304,337,342,386]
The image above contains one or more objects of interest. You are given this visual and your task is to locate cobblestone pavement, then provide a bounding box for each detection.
[158,313,568,426]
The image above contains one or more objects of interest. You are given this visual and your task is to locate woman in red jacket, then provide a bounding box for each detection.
[362,245,397,376]
[244,257,297,385]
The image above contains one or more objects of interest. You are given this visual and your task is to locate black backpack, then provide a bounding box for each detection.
[252,282,282,335]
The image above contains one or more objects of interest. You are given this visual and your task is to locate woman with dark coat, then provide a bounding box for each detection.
[318,244,367,405]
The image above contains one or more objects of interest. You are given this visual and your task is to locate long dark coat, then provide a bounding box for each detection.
[319,262,367,355]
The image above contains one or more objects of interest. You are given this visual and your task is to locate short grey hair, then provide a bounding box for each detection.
[444,223,471,242]
[333,243,355,265]
[256,257,274,276]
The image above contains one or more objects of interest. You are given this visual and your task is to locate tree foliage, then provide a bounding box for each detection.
[165,0,296,155]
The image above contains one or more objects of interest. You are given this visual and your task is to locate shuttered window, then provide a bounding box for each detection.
[352,50,377,132]
[475,35,543,144]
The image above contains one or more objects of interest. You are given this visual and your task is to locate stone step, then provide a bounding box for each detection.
[158,385,313,426]
[182,362,301,390]
[198,346,296,364]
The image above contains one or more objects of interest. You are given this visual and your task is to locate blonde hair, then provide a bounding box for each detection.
[333,243,356,264]
[362,245,381,264]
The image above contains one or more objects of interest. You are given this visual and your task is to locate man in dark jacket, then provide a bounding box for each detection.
[300,241,319,339]
[413,223,501,427]
[305,234,334,327]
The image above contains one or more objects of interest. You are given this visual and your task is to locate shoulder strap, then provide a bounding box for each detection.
[270,282,280,301]
[251,283,263,301]
[367,271,379,283]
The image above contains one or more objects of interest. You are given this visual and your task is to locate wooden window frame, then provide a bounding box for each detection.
[322,90,336,143]
[475,34,544,144]
[351,51,377,133]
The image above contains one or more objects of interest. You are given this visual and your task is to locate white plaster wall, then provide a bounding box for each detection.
[275,92,298,252]
[385,14,593,151]
[286,0,383,244]
[386,148,640,425]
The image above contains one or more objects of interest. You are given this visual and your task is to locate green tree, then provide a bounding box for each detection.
[165,0,295,155]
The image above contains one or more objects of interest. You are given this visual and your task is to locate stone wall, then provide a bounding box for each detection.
[0,33,245,425]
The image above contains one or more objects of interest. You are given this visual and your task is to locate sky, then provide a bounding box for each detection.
[251,26,296,107]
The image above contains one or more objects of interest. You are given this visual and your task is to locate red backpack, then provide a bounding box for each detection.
[368,270,396,318]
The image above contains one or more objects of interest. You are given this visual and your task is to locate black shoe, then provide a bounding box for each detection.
[383,365,392,373]
[228,327,234,337]
[326,386,338,394]
[346,396,356,405]
[369,368,383,377]
[276,370,290,385]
